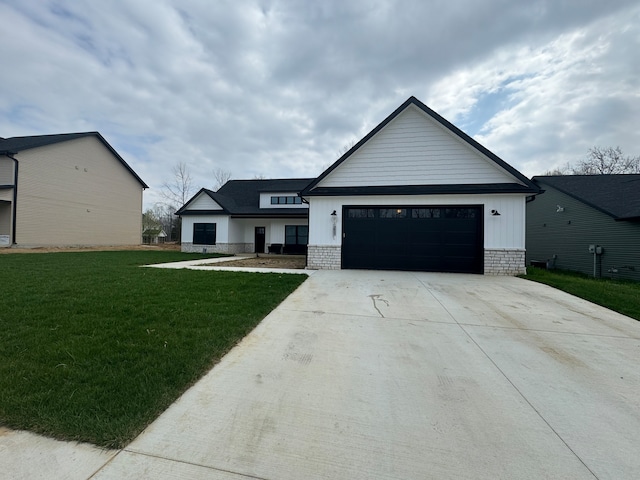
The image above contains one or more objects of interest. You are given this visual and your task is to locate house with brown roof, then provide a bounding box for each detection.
[0,132,148,247]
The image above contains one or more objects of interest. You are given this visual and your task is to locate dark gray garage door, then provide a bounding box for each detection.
[342,206,483,273]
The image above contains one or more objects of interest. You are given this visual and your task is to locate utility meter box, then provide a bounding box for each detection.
[596,246,603,255]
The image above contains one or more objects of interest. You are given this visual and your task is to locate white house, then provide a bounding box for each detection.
[300,96,540,275]
[179,96,540,275]
[177,178,313,254]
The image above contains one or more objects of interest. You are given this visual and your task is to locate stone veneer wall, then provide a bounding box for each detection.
[484,248,526,276]
[303,245,526,275]
[181,242,253,254]
[307,245,341,270]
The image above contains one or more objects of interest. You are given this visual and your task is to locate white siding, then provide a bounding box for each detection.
[318,105,520,188]
[227,218,309,245]
[307,194,526,249]
[189,193,223,210]
[181,215,230,244]
[181,216,309,252]
[15,136,143,246]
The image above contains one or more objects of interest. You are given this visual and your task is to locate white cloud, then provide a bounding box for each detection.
[0,0,638,208]
[427,5,640,177]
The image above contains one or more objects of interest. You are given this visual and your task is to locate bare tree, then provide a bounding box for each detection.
[212,167,232,191]
[573,146,640,174]
[149,203,179,242]
[253,174,266,180]
[337,139,357,158]
[543,162,572,176]
[161,162,195,208]
[160,162,194,244]
[543,147,640,175]
[142,208,161,231]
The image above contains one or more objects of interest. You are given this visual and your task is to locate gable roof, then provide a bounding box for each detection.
[532,175,640,221]
[301,96,539,196]
[177,178,314,217]
[0,132,148,188]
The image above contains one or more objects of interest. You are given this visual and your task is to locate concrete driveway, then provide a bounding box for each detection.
[87,269,640,479]
[6,270,638,479]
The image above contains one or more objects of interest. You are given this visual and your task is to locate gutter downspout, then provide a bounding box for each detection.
[6,153,18,245]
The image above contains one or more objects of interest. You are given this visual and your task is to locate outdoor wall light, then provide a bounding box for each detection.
[556,205,565,213]
[491,209,501,216]
[331,210,338,238]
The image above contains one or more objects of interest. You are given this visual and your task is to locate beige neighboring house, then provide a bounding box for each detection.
[0,132,148,248]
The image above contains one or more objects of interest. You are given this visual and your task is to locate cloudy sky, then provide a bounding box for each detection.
[1,0,639,209]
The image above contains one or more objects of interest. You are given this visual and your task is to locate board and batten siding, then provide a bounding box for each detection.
[15,136,143,246]
[319,105,518,188]
[308,194,525,248]
[527,185,640,281]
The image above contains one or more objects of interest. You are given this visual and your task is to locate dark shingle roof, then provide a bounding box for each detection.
[532,175,640,220]
[177,178,314,217]
[0,132,148,188]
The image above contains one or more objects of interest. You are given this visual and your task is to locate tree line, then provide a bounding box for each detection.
[545,146,640,175]
[143,162,234,243]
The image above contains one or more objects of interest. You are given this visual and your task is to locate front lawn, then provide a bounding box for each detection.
[521,267,640,321]
[0,251,306,448]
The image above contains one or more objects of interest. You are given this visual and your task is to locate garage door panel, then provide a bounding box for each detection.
[342,206,483,273]
[445,232,478,245]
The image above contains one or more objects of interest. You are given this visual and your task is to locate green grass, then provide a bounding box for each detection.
[0,251,306,448]
[521,267,640,321]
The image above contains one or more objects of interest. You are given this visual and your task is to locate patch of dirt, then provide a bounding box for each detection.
[0,243,181,254]
[220,255,306,269]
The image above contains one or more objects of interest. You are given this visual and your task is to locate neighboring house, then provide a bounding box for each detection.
[0,132,148,247]
[527,175,640,281]
[176,178,313,254]
[178,96,539,274]
[142,227,168,244]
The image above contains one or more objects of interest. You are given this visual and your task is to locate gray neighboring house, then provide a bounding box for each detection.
[527,175,640,281]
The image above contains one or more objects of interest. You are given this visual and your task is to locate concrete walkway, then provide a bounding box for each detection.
[143,255,313,275]
[4,270,640,479]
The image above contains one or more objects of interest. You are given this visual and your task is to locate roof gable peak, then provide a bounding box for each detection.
[302,96,538,195]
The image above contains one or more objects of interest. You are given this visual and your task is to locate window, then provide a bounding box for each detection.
[285,225,308,245]
[271,196,302,205]
[347,208,375,218]
[445,208,477,219]
[380,208,407,218]
[412,208,441,218]
[193,223,216,245]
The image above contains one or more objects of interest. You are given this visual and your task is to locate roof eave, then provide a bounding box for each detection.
[302,183,539,197]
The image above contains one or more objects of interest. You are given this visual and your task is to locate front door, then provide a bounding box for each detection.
[254,227,266,253]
